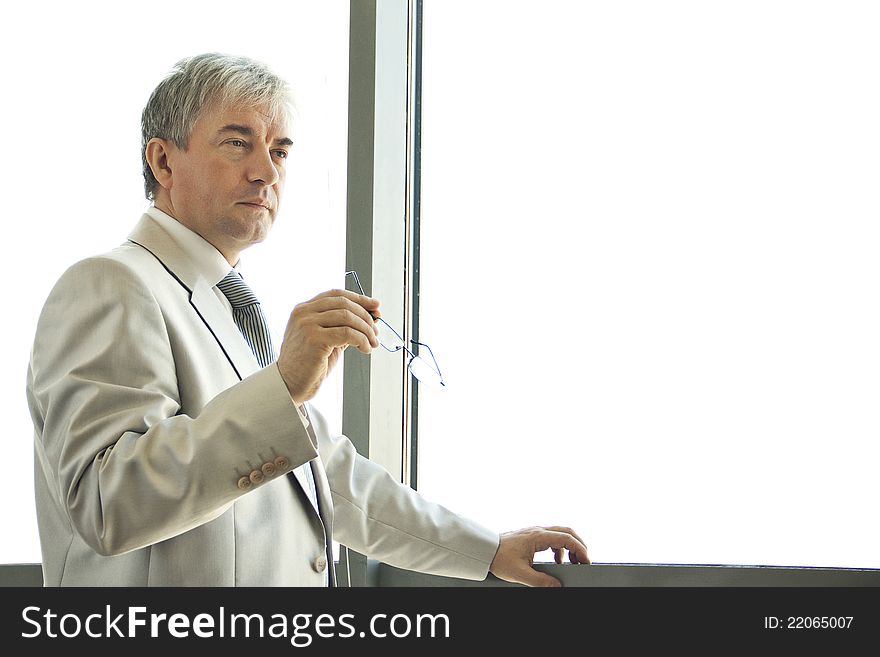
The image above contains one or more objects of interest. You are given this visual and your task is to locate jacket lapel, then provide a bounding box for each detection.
[127,213,260,381]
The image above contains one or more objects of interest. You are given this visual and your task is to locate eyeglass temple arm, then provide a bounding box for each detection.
[345,270,378,320]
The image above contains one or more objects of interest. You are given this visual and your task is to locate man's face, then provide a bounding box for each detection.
[162,102,292,262]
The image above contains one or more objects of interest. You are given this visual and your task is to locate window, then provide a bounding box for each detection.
[2,0,349,563]
[415,0,880,568]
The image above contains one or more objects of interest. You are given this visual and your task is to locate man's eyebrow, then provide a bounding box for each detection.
[217,124,254,137]
[217,124,292,147]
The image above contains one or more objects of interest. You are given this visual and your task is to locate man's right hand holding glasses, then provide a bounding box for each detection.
[277,289,382,406]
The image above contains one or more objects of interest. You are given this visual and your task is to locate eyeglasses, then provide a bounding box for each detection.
[345,270,445,387]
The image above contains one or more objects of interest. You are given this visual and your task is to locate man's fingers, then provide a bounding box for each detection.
[290,292,382,352]
[309,288,381,316]
[533,530,590,565]
[538,527,590,565]
[544,526,588,551]
[301,294,380,332]
[322,326,375,354]
[312,308,379,348]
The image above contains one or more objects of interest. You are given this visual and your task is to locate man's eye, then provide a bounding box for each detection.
[273,150,288,160]
[228,139,246,147]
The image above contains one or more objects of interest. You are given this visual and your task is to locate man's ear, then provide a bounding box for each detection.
[145,138,176,191]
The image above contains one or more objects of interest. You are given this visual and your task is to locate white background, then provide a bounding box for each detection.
[417,0,880,568]
[0,0,349,563]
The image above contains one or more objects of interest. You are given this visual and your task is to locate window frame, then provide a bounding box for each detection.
[341,0,418,586]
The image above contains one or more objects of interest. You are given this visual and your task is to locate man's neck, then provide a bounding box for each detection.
[151,200,241,267]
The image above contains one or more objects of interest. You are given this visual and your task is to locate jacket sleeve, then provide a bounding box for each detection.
[27,256,316,556]
[311,411,501,581]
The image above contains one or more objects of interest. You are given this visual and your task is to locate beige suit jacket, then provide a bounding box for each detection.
[26,213,499,586]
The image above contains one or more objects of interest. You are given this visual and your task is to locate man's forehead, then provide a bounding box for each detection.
[199,102,291,139]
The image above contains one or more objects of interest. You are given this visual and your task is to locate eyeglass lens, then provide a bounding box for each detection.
[408,355,443,386]
[376,319,405,352]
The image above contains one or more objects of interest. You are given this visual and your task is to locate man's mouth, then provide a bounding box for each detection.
[239,200,271,210]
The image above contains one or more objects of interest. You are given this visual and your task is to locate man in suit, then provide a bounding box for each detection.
[26,53,589,587]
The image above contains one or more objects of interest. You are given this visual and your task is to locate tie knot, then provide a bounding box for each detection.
[216,270,259,309]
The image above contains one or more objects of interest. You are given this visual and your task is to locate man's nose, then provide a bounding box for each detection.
[247,148,281,186]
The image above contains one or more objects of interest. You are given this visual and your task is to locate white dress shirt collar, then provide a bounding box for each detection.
[146,206,238,286]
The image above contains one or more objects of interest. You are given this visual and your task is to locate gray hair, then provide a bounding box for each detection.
[141,53,293,201]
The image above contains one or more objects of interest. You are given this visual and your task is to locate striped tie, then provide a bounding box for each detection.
[216,270,275,367]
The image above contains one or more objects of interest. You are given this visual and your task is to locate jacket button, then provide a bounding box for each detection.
[261,462,276,477]
[249,469,265,485]
[237,476,251,491]
[274,456,290,471]
[313,556,327,573]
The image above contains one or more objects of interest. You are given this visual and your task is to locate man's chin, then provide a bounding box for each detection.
[222,215,275,248]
